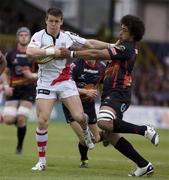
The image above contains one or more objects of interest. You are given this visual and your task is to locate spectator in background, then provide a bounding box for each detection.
[133,63,169,106]
[2,27,37,154]
[97,23,113,42]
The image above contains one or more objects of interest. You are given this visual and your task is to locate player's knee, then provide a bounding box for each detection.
[3,107,17,117]
[3,118,15,125]
[37,112,50,127]
[97,120,110,131]
[94,134,100,143]
[97,109,116,131]
[71,112,84,123]
[3,106,17,124]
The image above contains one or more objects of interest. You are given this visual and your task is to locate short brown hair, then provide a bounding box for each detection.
[46,7,63,19]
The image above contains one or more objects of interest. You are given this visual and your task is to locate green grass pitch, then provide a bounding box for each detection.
[0,121,169,180]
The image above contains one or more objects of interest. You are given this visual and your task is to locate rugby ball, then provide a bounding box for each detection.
[35,45,55,64]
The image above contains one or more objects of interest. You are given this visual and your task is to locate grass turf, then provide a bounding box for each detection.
[0,121,169,180]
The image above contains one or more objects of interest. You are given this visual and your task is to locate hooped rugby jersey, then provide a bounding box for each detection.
[27,29,86,90]
[6,49,36,87]
[70,59,106,88]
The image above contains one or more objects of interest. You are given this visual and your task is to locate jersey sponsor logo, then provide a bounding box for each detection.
[31,39,39,46]
[80,74,85,79]
[37,89,50,95]
[103,96,110,104]
[120,103,127,112]
[69,32,78,36]
[16,54,27,58]
[105,96,110,100]
[70,62,76,70]
[13,58,18,64]
[83,69,98,74]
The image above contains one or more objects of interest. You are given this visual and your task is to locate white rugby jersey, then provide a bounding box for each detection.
[27,29,86,90]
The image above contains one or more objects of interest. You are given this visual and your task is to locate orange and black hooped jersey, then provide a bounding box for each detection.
[104,41,138,93]
[70,59,106,88]
[6,48,37,87]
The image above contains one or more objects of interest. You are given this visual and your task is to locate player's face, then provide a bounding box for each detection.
[87,60,96,64]
[119,25,134,42]
[46,15,63,35]
[18,32,30,46]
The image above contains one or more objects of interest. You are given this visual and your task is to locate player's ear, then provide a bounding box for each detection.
[45,18,48,25]
[60,18,63,26]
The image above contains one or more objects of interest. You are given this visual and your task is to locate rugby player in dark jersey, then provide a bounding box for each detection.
[62,59,106,168]
[2,27,37,154]
[59,15,159,177]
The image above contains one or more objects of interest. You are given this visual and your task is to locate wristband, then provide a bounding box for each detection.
[70,51,74,58]
[70,51,76,58]
[45,47,55,55]
[108,43,115,48]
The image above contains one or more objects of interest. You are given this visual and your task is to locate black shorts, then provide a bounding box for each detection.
[62,101,97,125]
[101,89,131,119]
[6,84,36,103]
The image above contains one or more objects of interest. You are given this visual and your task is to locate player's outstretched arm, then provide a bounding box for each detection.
[26,47,47,58]
[59,48,111,60]
[84,39,120,50]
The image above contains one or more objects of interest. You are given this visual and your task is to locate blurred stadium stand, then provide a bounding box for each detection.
[1,0,169,109]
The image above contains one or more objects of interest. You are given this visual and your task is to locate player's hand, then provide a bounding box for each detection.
[3,85,13,96]
[22,66,37,80]
[22,66,31,76]
[59,48,71,58]
[84,89,98,99]
[80,87,98,102]
[114,39,121,46]
[53,47,61,58]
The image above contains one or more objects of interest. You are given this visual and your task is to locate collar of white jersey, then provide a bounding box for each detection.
[45,29,60,44]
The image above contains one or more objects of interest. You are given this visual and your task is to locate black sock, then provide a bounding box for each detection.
[114,137,148,167]
[78,142,88,161]
[113,119,146,135]
[17,126,27,149]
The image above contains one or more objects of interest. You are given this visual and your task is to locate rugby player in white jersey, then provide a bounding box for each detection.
[26,7,113,171]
